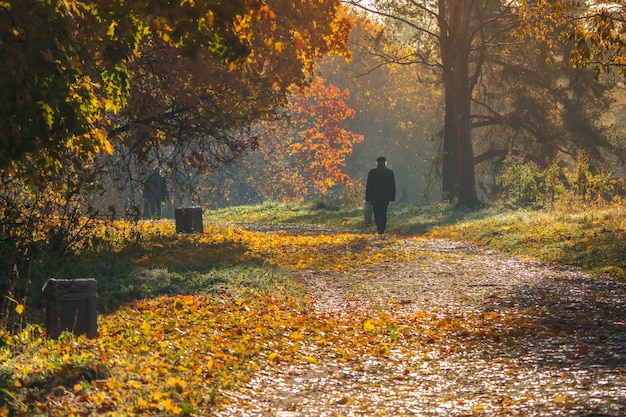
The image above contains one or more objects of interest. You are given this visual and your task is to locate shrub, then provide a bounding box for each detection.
[0,167,106,333]
[496,156,545,207]
[496,154,624,208]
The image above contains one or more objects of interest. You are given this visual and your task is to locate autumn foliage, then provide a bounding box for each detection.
[247,76,364,202]
[114,0,353,171]
[0,221,442,415]
[0,0,355,344]
[3,211,625,415]
[0,220,533,415]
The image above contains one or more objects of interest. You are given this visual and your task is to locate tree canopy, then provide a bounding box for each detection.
[0,0,263,174]
[1,0,351,182]
[110,0,352,175]
[520,1,626,76]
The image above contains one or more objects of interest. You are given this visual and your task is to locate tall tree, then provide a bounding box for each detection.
[347,0,519,205]
[439,1,476,204]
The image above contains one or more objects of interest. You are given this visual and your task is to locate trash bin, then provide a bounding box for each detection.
[42,278,98,339]
[175,207,203,233]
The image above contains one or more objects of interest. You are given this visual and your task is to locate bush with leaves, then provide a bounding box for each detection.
[496,157,545,207]
[0,163,108,333]
[497,154,625,208]
[564,154,625,203]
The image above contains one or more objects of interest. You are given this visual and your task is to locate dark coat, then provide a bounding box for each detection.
[143,171,168,202]
[366,166,396,204]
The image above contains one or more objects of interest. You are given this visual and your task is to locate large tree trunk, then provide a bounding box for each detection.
[439,0,478,206]
[442,88,458,200]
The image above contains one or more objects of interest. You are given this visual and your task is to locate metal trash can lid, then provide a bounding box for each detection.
[42,278,97,298]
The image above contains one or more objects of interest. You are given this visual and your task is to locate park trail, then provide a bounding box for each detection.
[216,225,626,417]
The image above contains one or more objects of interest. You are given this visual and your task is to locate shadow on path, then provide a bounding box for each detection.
[217,233,626,417]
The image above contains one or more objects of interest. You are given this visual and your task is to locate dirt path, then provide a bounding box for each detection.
[216,228,626,416]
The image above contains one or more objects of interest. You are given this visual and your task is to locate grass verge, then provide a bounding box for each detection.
[204,200,626,278]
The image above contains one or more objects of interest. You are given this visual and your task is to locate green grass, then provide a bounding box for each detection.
[17,199,626,329]
[203,201,484,232]
[204,200,626,278]
[437,206,626,277]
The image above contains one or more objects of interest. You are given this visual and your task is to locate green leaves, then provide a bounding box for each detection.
[1,0,129,174]
[0,0,272,178]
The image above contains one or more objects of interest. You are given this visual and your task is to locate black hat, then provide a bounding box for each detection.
[376,156,386,163]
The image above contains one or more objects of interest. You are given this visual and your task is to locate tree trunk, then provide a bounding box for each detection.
[439,0,478,206]
[442,88,458,200]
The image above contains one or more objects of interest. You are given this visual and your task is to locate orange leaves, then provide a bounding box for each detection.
[256,4,277,21]
[248,75,363,202]
[127,220,419,272]
[10,219,612,415]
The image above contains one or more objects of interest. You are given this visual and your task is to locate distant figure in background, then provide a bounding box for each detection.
[365,156,396,234]
[143,167,168,219]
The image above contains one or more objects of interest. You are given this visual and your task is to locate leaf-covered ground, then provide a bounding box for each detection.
[1,222,625,416]
[216,224,626,417]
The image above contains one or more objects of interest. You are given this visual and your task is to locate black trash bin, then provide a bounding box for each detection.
[175,207,203,233]
[42,278,98,339]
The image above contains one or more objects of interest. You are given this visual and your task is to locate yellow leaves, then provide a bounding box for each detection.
[205,356,215,369]
[101,138,114,155]
[165,377,188,391]
[290,331,304,341]
[107,21,118,38]
[106,377,120,390]
[130,222,440,281]
[0,276,540,416]
[472,403,485,412]
[378,344,390,355]
[274,41,284,52]
[136,397,149,410]
[104,97,119,113]
[140,320,152,335]
[38,101,54,129]
[161,397,183,414]
[233,14,251,36]
[9,219,595,415]
[5,296,24,315]
[128,380,143,389]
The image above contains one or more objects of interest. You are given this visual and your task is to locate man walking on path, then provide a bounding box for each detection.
[366,156,396,234]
